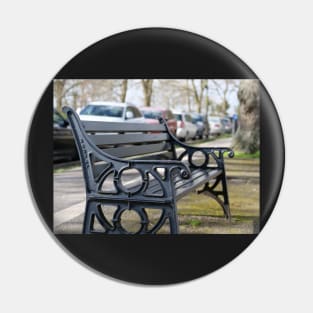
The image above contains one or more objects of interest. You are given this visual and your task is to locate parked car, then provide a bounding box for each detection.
[79,101,144,123]
[191,113,210,139]
[208,116,224,136]
[140,107,177,135]
[221,117,232,134]
[173,112,197,141]
[53,109,78,162]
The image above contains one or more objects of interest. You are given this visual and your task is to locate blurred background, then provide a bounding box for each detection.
[53,79,260,163]
[54,79,239,115]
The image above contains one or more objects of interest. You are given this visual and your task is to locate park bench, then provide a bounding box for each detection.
[63,106,234,234]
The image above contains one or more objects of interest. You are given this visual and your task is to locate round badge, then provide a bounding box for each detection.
[27,28,285,284]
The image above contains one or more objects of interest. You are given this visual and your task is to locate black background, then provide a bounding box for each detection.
[27,28,284,284]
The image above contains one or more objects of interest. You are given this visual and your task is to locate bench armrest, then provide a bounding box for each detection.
[159,117,234,169]
[177,143,234,169]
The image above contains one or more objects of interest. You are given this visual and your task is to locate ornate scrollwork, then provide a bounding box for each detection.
[158,117,234,169]
[93,159,190,198]
[84,202,175,234]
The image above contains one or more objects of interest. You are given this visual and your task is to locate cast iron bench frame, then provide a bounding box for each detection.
[63,106,234,234]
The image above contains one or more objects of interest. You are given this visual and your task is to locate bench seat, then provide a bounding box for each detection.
[137,167,222,200]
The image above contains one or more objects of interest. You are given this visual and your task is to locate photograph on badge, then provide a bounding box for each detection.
[53,79,260,235]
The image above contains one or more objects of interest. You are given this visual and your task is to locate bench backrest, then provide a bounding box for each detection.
[63,107,176,162]
[83,120,175,160]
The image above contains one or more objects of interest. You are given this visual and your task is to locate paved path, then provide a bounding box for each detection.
[199,136,232,148]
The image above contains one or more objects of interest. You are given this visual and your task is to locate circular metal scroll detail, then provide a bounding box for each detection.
[189,150,208,168]
[117,168,145,195]
[115,208,148,234]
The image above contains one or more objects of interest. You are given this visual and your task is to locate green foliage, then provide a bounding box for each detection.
[189,219,202,227]
[234,150,260,159]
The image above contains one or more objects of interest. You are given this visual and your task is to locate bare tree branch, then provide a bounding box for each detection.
[120,79,128,102]
[191,79,206,113]
[141,79,154,106]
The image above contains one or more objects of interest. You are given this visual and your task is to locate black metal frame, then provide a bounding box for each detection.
[159,118,234,220]
[63,107,234,234]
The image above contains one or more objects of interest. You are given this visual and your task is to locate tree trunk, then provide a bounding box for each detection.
[232,80,260,153]
[204,81,209,138]
[54,80,65,113]
[141,79,153,106]
[120,79,128,102]
[191,80,203,113]
[186,80,191,112]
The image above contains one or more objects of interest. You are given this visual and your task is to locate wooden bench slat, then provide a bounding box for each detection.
[89,133,170,146]
[102,142,172,158]
[83,121,166,132]
[146,168,204,195]
[126,168,222,199]
[175,169,222,199]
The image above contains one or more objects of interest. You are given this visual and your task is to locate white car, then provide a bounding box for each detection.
[173,112,197,141]
[79,101,145,123]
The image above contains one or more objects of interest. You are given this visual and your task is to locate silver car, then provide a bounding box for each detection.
[79,101,144,123]
[208,116,224,136]
[191,113,210,139]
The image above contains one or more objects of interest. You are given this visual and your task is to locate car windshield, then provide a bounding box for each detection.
[174,114,182,121]
[210,117,220,123]
[142,110,162,119]
[80,105,124,118]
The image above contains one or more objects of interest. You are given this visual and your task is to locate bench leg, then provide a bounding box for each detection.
[220,171,231,220]
[198,171,231,220]
[82,201,97,234]
[168,206,179,234]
